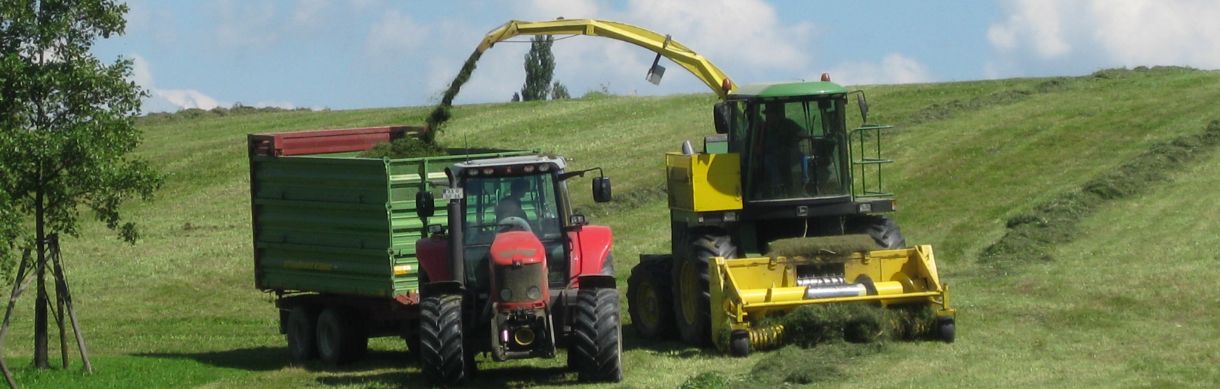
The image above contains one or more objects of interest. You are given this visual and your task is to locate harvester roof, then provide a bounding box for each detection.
[730,81,847,99]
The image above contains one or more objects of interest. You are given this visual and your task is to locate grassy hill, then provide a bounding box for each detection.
[5,67,1220,388]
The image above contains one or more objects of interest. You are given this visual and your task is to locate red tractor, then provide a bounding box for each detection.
[414,155,622,384]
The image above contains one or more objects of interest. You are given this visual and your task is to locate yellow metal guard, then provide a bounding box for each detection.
[709,245,955,352]
[666,152,743,212]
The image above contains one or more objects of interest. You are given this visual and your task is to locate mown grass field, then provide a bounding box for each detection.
[4,67,1219,388]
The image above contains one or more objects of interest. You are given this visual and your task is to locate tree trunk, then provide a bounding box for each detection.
[34,190,48,368]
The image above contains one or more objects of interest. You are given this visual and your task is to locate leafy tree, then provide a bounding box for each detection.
[550,81,570,100]
[521,35,554,101]
[0,0,161,368]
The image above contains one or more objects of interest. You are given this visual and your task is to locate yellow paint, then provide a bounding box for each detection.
[666,152,743,212]
[393,264,413,276]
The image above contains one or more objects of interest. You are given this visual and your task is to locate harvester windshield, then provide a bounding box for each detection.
[743,98,848,200]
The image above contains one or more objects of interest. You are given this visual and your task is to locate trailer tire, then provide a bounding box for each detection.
[673,230,735,345]
[420,294,468,385]
[627,255,675,339]
[848,215,906,249]
[286,306,318,362]
[316,307,367,365]
[570,287,623,382]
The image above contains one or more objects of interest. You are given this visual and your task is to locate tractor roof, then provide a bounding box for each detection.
[453,155,566,171]
[730,81,847,99]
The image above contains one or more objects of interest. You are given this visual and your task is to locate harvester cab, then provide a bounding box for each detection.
[413,155,622,384]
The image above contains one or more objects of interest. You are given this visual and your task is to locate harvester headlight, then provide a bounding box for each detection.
[526,286,541,300]
[499,288,512,301]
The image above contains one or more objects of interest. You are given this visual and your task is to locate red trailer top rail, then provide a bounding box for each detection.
[248,125,427,157]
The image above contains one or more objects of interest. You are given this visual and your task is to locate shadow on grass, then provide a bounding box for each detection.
[136,347,412,372]
[316,365,571,388]
[621,323,721,359]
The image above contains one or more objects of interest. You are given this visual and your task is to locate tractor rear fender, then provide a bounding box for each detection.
[567,225,614,283]
[415,236,451,282]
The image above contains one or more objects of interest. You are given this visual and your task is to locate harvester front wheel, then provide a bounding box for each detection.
[848,215,906,249]
[571,287,623,382]
[628,255,675,339]
[420,294,468,385]
[316,307,368,365]
[286,306,317,362]
[673,231,736,345]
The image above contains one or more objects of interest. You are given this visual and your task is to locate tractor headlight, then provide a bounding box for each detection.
[499,288,512,301]
[526,286,541,300]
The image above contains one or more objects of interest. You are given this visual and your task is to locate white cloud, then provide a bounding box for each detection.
[212,0,280,49]
[365,10,429,63]
[987,0,1220,75]
[130,54,222,112]
[828,53,932,86]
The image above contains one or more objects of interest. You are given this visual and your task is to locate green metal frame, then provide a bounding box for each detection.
[849,124,894,198]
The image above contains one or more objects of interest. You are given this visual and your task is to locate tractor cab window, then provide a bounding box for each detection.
[460,172,565,287]
[745,98,848,200]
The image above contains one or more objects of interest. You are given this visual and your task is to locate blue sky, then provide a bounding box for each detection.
[90,0,1220,112]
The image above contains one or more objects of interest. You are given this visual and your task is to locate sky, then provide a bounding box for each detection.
[90,0,1220,113]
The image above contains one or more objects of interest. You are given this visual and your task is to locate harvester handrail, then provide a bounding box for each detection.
[478,18,736,98]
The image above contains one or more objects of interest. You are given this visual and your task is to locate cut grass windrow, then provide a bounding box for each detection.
[980,119,1220,264]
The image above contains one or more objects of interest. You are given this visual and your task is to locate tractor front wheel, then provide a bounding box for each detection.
[570,287,623,382]
[673,231,736,345]
[420,294,468,385]
[627,255,674,339]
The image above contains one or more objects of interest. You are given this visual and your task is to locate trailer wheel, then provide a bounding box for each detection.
[286,306,317,362]
[570,287,623,382]
[673,230,735,345]
[420,294,468,385]
[847,215,906,249]
[627,255,675,339]
[316,307,368,365]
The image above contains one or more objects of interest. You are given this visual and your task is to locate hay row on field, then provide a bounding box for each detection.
[980,119,1220,264]
[765,235,877,262]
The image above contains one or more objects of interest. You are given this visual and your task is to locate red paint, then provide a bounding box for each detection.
[490,231,549,310]
[415,236,451,282]
[566,225,613,288]
[249,126,426,157]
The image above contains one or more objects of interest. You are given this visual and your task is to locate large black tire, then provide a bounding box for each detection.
[570,288,623,382]
[627,255,675,339]
[286,306,317,362]
[316,307,368,365]
[672,231,736,345]
[848,215,906,249]
[420,294,468,385]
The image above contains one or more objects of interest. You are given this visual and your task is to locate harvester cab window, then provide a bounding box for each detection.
[748,99,847,200]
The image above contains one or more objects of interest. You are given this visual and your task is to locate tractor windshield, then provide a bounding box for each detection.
[459,171,567,287]
[742,97,849,201]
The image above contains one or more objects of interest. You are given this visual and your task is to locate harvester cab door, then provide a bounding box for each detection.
[743,98,849,201]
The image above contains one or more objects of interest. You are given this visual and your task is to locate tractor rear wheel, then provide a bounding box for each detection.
[316,307,368,365]
[286,306,317,362]
[420,294,468,385]
[673,230,736,345]
[570,287,623,382]
[848,215,906,249]
[627,255,675,339]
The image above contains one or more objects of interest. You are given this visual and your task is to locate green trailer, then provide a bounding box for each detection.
[247,126,530,364]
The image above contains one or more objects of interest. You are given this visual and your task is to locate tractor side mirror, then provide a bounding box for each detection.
[415,191,435,219]
[856,93,870,124]
[592,176,612,203]
[713,102,731,134]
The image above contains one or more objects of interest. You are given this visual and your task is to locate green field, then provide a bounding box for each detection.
[4,67,1219,388]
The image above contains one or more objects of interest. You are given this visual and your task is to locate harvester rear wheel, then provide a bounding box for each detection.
[316,307,368,365]
[848,215,906,249]
[570,287,623,382]
[286,306,317,362]
[420,294,468,385]
[673,231,736,345]
[628,255,675,339]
